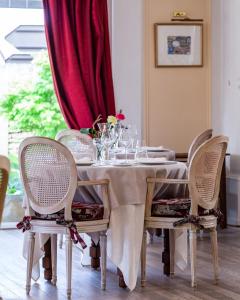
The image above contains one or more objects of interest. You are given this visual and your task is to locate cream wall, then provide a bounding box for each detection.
[110,0,212,152]
[212,0,240,174]
[144,0,212,152]
[111,0,144,137]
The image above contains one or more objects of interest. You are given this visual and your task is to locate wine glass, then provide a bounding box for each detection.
[97,122,108,138]
[127,124,138,149]
[101,126,115,161]
[119,129,131,162]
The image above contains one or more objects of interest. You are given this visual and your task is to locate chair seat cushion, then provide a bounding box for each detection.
[152,198,191,217]
[35,203,104,221]
[151,198,210,217]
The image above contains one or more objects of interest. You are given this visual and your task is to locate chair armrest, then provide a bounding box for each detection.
[77,179,109,187]
[147,178,189,184]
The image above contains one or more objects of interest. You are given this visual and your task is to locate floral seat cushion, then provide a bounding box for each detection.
[152,198,191,217]
[151,198,211,217]
[35,203,104,221]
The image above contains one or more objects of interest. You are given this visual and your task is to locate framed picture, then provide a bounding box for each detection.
[154,23,203,67]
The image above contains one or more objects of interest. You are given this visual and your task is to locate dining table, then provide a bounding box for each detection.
[24,148,188,291]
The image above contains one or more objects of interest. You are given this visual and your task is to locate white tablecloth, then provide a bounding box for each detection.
[23,161,188,291]
[76,161,187,290]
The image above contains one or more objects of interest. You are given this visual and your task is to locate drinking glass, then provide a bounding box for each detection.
[135,139,148,160]
[97,122,108,137]
[127,124,138,148]
[119,129,131,162]
[93,138,104,161]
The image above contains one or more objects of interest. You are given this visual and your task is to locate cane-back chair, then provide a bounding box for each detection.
[56,129,97,248]
[19,137,110,298]
[56,129,96,161]
[187,129,213,165]
[141,135,228,288]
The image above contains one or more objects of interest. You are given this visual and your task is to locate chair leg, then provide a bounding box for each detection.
[51,234,58,285]
[26,231,35,295]
[65,233,72,299]
[59,233,63,249]
[189,229,197,288]
[141,229,147,287]
[199,229,204,240]
[169,229,175,278]
[100,232,107,290]
[210,227,219,284]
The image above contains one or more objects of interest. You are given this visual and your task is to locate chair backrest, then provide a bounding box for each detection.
[187,129,213,165]
[0,155,10,223]
[19,137,77,220]
[188,135,228,215]
[56,129,96,161]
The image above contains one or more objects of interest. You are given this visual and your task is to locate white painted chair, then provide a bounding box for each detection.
[187,129,213,166]
[19,137,110,298]
[141,135,228,288]
[187,129,213,239]
[56,129,97,249]
[56,129,97,161]
[0,155,10,223]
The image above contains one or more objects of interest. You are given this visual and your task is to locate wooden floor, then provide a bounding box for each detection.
[0,227,240,300]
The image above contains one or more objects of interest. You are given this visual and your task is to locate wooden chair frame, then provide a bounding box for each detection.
[141,135,228,288]
[187,129,213,165]
[19,137,110,298]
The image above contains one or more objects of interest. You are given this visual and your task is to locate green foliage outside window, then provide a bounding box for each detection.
[0,51,67,194]
[0,51,66,138]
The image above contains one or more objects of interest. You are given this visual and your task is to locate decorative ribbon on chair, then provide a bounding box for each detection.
[173,215,205,229]
[173,209,224,229]
[56,219,87,249]
[43,0,116,129]
[17,216,87,249]
[16,216,32,232]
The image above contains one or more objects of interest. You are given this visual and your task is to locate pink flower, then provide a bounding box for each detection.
[116,113,125,121]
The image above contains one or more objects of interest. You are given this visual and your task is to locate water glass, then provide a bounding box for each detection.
[135,139,148,160]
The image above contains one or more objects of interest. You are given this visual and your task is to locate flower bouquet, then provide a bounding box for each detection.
[80,110,126,160]
[80,110,125,138]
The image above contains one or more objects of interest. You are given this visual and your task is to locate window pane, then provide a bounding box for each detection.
[28,0,42,9]
[10,0,26,8]
[0,0,9,8]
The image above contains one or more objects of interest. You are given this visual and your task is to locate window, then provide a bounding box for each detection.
[0,0,43,9]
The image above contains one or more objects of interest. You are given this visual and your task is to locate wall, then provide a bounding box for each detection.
[145,0,212,152]
[212,0,240,174]
[212,0,240,225]
[111,0,144,137]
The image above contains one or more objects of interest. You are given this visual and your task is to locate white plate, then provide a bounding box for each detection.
[145,147,169,152]
[138,159,176,165]
[111,161,135,167]
[75,161,95,166]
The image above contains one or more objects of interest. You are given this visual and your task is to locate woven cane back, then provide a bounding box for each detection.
[187,129,213,165]
[56,129,96,160]
[0,155,10,223]
[19,137,77,220]
[188,136,228,214]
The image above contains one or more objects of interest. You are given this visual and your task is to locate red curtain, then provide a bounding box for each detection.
[43,0,116,129]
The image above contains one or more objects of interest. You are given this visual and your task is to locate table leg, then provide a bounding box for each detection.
[90,240,100,269]
[43,238,52,280]
[162,229,170,276]
[117,268,127,288]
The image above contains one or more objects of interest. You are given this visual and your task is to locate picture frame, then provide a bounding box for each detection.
[154,23,203,67]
